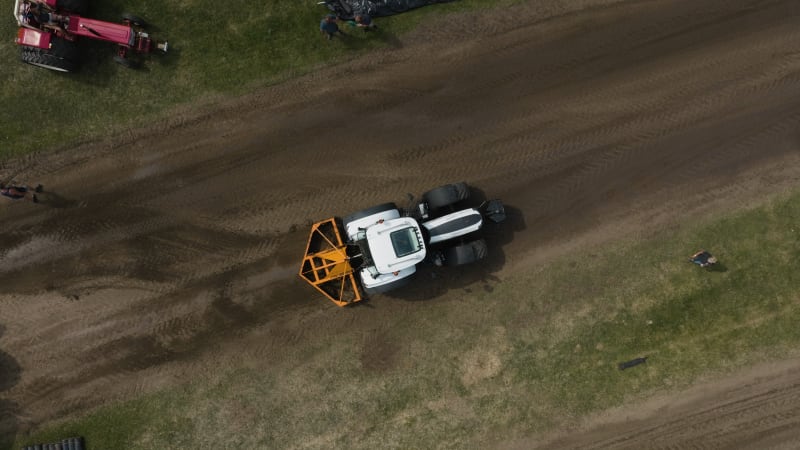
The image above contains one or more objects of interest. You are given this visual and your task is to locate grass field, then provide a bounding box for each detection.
[0,0,519,159]
[11,188,800,449]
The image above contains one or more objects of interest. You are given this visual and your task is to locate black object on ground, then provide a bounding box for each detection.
[321,0,455,20]
[21,436,84,450]
[618,356,648,370]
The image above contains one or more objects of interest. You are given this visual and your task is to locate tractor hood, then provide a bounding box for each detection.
[422,208,483,244]
[70,17,134,46]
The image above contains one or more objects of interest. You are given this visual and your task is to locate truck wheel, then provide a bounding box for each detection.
[443,239,487,266]
[122,13,148,27]
[343,202,397,227]
[20,38,79,73]
[423,182,469,210]
[56,0,88,14]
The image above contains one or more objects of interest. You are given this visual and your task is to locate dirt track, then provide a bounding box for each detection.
[519,358,800,449]
[2,0,800,446]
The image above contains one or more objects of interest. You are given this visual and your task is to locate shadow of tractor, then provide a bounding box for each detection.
[374,185,526,302]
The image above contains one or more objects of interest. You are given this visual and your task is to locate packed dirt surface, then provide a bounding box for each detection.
[2,0,800,446]
[518,357,800,449]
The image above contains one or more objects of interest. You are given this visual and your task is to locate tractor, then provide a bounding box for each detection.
[300,182,506,306]
[13,0,167,72]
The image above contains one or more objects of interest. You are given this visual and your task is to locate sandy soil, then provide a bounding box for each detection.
[2,0,800,446]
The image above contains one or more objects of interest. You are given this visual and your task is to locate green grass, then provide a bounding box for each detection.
[10,188,800,449]
[0,0,520,159]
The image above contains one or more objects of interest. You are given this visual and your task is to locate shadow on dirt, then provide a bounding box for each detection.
[74,266,302,381]
[0,325,21,392]
[380,186,526,302]
[0,399,20,450]
[36,190,79,209]
[0,324,21,448]
[0,350,21,394]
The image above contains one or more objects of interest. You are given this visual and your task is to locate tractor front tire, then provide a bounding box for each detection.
[343,202,398,227]
[56,0,88,15]
[423,182,469,210]
[20,38,79,73]
[443,239,488,266]
[122,13,148,28]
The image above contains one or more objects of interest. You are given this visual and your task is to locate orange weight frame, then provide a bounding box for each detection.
[299,218,362,307]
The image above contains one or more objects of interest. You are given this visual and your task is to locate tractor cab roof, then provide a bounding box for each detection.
[365,217,427,273]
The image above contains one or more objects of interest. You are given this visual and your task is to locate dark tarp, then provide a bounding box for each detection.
[320,0,455,20]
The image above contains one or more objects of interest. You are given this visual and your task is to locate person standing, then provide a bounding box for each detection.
[320,14,346,41]
[354,14,377,32]
[25,2,67,29]
[0,183,42,203]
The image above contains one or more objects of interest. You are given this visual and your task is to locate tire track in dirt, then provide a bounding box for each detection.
[0,209,292,420]
[374,0,800,201]
[569,383,800,449]
[480,25,800,225]
[390,0,761,124]
[520,361,800,450]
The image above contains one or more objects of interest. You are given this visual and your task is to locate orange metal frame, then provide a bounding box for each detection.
[299,218,362,307]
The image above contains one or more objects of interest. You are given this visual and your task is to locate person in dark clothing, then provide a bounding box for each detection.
[320,14,346,40]
[0,183,42,203]
[354,14,377,32]
[689,250,717,267]
[24,2,67,29]
[25,2,49,25]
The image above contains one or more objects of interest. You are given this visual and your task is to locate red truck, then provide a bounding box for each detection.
[14,0,167,72]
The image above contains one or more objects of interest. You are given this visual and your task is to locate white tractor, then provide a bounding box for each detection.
[299,182,505,305]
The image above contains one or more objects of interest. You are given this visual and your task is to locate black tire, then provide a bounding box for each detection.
[113,54,140,69]
[343,202,397,227]
[56,0,88,14]
[20,38,79,73]
[423,182,469,210]
[122,13,147,27]
[443,239,488,266]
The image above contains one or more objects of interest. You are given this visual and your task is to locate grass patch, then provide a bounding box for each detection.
[10,188,800,449]
[0,0,522,159]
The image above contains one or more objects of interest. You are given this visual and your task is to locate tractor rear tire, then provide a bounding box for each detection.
[56,0,88,14]
[122,13,148,28]
[423,182,469,210]
[20,38,79,73]
[443,239,488,266]
[343,202,398,227]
